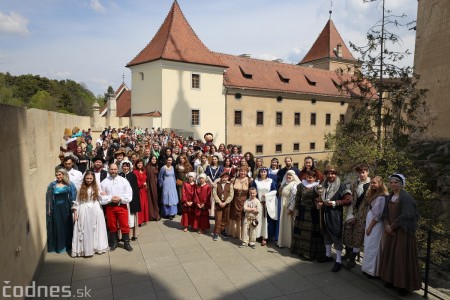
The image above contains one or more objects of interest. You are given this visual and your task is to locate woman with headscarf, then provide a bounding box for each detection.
[252,167,277,246]
[361,176,388,278]
[379,174,420,296]
[277,170,300,248]
[46,167,77,253]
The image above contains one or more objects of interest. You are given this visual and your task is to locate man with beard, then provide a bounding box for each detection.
[100,163,133,251]
[316,166,352,272]
[91,156,108,183]
[276,157,300,188]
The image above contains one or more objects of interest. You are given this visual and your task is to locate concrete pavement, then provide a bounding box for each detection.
[34,216,430,300]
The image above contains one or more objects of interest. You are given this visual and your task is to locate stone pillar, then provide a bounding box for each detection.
[92,101,100,128]
[108,94,117,118]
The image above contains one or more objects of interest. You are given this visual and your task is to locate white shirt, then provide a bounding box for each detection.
[68,168,83,190]
[100,175,132,205]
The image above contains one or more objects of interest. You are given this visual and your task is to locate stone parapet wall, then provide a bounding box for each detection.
[0,104,90,296]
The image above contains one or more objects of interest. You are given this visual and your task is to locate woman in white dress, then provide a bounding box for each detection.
[361,176,388,278]
[252,167,277,246]
[277,170,300,248]
[71,170,109,257]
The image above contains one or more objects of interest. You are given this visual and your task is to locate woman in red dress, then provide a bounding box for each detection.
[134,159,150,225]
[193,173,212,234]
[181,172,196,231]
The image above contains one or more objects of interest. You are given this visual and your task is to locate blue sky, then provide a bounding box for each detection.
[0,0,417,96]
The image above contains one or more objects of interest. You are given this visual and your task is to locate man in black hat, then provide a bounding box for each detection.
[91,156,108,183]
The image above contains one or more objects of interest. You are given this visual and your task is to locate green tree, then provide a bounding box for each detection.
[103,85,115,105]
[326,0,429,200]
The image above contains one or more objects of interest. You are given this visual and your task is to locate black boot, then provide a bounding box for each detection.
[342,246,352,260]
[123,233,133,252]
[110,232,119,251]
[346,252,357,270]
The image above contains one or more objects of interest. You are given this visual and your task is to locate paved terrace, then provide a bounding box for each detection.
[35,217,429,300]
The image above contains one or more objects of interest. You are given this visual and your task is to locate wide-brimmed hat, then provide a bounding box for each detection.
[324,165,339,175]
[114,149,126,157]
[219,171,231,178]
[91,156,105,163]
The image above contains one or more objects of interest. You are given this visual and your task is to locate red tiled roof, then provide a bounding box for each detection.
[132,111,162,117]
[126,1,226,68]
[300,19,356,64]
[216,53,365,98]
[100,84,131,117]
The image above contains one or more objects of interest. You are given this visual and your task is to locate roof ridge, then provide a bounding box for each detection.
[160,1,177,59]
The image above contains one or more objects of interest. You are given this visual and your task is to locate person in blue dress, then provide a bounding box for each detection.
[158,156,178,220]
[46,167,77,253]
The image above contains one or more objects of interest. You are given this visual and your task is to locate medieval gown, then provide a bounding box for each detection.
[71,187,109,257]
[134,169,150,225]
[158,165,178,217]
[145,163,160,221]
[46,181,77,253]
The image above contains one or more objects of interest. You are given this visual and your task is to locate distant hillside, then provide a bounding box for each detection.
[0,72,99,116]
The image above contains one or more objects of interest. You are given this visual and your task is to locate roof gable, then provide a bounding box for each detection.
[300,19,356,64]
[127,1,226,68]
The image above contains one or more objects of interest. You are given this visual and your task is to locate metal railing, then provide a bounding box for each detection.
[417,224,450,299]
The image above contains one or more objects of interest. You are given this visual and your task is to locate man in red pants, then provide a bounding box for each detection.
[100,163,133,251]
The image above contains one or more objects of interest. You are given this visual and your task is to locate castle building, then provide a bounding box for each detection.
[126,1,362,164]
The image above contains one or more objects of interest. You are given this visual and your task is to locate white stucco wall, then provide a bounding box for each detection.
[161,61,226,144]
[129,62,163,116]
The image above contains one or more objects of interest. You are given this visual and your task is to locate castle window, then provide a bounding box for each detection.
[275,144,282,153]
[310,113,316,126]
[256,145,263,154]
[192,74,200,89]
[276,112,283,126]
[310,142,316,150]
[293,143,300,152]
[340,114,345,123]
[256,111,264,126]
[326,113,331,126]
[234,110,242,126]
[294,112,301,126]
[191,110,200,126]
[139,72,144,80]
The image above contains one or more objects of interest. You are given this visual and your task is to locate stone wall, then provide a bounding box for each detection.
[0,104,90,293]
[415,0,450,141]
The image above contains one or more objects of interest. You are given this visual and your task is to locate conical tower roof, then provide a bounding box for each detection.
[127,1,226,68]
[300,19,356,64]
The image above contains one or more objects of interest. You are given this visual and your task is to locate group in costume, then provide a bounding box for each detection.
[48,127,422,296]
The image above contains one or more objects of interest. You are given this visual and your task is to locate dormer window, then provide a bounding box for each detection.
[239,66,253,79]
[336,44,343,58]
[331,78,342,90]
[277,71,289,83]
[305,75,316,86]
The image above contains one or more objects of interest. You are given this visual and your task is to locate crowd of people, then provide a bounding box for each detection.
[47,126,421,296]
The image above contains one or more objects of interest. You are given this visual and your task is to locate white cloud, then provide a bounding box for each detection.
[90,0,106,13]
[0,11,29,36]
